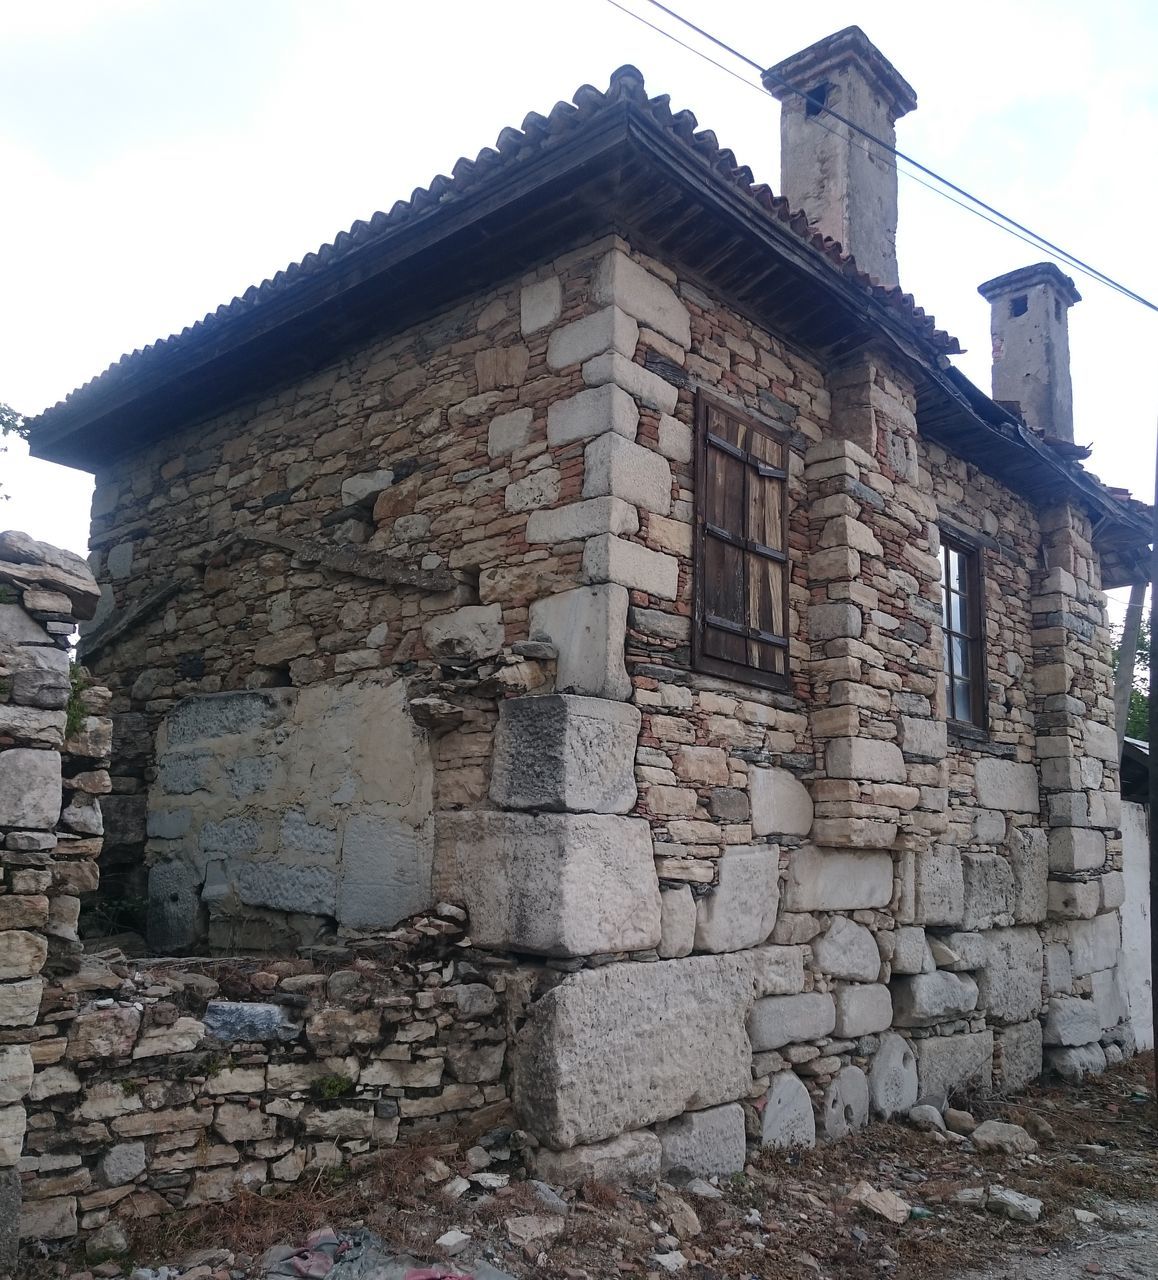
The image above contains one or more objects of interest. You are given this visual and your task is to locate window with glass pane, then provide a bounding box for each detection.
[940,535,986,728]
[693,392,790,691]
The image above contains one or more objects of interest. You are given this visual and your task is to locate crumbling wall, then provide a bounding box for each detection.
[0,532,107,1271]
[19,909,514,1250]
[146,678,436,953]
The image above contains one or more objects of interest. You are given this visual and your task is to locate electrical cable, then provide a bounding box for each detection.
[607,0,1158,312]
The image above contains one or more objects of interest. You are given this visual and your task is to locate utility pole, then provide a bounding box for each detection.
[1148,426,1158,1114]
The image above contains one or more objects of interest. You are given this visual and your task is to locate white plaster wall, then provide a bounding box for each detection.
[1120,800,1153,1050]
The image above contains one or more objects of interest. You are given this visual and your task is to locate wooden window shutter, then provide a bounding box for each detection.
[693,391,790,690]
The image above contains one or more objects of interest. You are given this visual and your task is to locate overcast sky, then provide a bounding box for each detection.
[2,0,1156,591]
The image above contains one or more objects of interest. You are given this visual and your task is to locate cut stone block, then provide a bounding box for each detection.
[1042,996,1101,1047]
[656,1102,746,1177]
[526,496,639,545]
[825,737,905,783]
[976,926,1043,1024]
[749,768,813,838]
[891,926,933,975]
[0,1045,33,1104]
[748,992,836,1050]
[833,983,892,1037]
[782,847,892,912]
[818,1065,869,1142]
[0,977,43,1028]
[809,601,862,641]
[593,249,692,348]
[811,917,880,981]
[960,850,1015,930]
[1091,966,1128,1031]
[1067,912,1120,976]
[912,845,965,926]
[421,605,504,664]
[898,717,947,762]
[436,811,660,958]
[547,305,638,370]
[1082,721,1118,763]
[995,1020,1043,1093]
[162,689,288,748]
[583,432,672,515]
[868,1032,918,1118]
[658,886,696,959]
[760,1070,816,1150]
[1044,1042,1106,1082]
[490,694,640,815]
[512,955,753,1148]
[891,972,978,1027]
[694,847,780,954]
[746,945,806,997]
[488,407,535,457]
[583,351,679,414]
[1007,826,1048,923]
[0,747,61,830]
[974,760,1039,813]
[913,1030,994,1107]
[547,384,638,448]
[336,813,433,930]
[0,930,48,981]
[530,584,630,701]
[521,277,562,335]
[1048,829,1105,874]
[528,1130,661,1187]
[0,1105,25,1166]
[582,534,679,600]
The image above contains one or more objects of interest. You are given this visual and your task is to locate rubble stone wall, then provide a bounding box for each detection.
[19,915,514,1249]
[69,234,1134,1193]
[0,533,108,1268]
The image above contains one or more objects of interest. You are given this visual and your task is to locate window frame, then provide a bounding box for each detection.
[939,530,988,732]
[692,390,791,692]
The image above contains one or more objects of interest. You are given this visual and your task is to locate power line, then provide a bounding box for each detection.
[609,0,1158,313]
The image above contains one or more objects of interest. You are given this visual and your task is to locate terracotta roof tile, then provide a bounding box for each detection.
[38,65,962,423]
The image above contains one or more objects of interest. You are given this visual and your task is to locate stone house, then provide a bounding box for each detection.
[23,26,1151,1183]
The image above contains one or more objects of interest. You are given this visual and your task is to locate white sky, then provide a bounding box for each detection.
[2,0,1156,594]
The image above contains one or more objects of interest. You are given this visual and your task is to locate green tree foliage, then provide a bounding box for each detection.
[0,402,28,500]
[1111,610,1151,743]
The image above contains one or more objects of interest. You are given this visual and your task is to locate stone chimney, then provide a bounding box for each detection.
[977,263,1081,443]
[762,26,917,289]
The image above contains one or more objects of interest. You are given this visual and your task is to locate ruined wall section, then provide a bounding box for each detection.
[0,534,108,1271]
[19,914,514,1250]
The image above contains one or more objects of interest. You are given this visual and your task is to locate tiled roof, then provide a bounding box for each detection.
[34,65,959,426]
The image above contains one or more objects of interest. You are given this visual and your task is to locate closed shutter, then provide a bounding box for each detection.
[693,392,790,690]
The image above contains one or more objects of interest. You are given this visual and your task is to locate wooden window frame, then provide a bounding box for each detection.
[940,531,989,732]
[692,391,791,692]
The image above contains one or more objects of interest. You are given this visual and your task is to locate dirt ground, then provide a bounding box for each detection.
[27,1053,1158,1280]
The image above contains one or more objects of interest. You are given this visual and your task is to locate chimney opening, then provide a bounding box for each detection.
[805,82,830,118]
[1009,294,1028,317]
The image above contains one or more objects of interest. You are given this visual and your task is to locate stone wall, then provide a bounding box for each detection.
[0,532,107,1270]
[19,911,513,1252]
[71,234,1137,1192]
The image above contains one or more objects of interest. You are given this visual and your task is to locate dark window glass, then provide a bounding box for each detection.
[693,393,790,691]
[940,533,987,729]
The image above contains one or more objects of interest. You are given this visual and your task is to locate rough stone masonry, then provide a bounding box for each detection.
[10,24,1149,1254]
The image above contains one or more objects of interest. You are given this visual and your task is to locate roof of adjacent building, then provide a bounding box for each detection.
[25,66,1151,582]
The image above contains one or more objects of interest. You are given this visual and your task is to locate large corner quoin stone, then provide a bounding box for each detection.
[593,249,692,348]
[825,737,905,784]
[694,846,780,954]
[973,759,1040,814]
[782,846,892,912]
[490,694,641,815]
[511,954,753,1149]
[749,767,813,838]
[434,810,660,958]
[529,583,631,702]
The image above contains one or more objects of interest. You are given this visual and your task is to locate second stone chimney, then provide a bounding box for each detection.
[977,263,1081,443]
[763,27,917,289]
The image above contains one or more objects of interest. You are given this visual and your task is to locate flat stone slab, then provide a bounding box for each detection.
[782,847,892,912]
[749,768,813,838]
[748,992,835,1051]
[914,1030,993,1108]
[436,811,660,957]
[490,694,640,814]
[694,846,780,954]
[528,1130,661,1187]
[512,955,753,1149]
[868,1032,918,1119]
